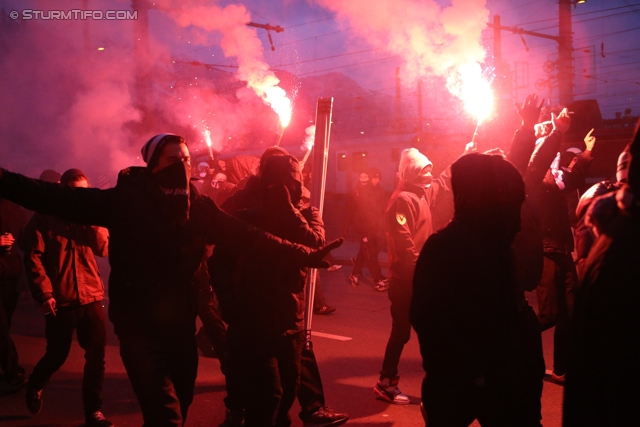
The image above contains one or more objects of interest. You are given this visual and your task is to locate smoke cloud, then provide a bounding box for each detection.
[159,0,292,127]
[315,0,491,103]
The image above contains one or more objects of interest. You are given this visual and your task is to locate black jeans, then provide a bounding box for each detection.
[352,233,384,282]
[28,301,106,415]
[0,277,20,379]
[298,341,325,420]
[380,281,412,380]
[423,370,526,427]
[536,251,577,375]
[228,327,304,427]
[117,326,198,427]
[197,287,228,372]
[514,304,545,427]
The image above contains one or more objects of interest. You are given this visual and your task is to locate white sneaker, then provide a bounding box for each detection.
[373,378,410,404]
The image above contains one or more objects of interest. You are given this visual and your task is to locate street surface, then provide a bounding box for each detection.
[1,242,564,426]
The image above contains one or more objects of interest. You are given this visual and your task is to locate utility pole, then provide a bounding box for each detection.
[558,0,574,105]
[395,67,401,133]
[489,0,577,106]
[417,79,423,133]
[132,0,152,117]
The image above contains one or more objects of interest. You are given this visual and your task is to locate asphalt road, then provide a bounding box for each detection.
[0,255,564,427]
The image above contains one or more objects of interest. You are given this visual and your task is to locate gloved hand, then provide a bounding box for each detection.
[304,238,344,268]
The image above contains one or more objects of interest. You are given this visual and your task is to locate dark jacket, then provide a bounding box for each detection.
[220,174,262,215]
[411,154,524,382]
[385,171,451,284]
[20,213,108,306]
[564,187,640,426]
[230,205,324,337]
[0,167,317,336]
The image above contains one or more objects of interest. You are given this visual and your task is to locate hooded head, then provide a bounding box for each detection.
[451,153,525,245]
[259,146,290,175]
[260,155,304,207]
[398,148,433,186]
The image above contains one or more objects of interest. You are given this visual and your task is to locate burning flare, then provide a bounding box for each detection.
[448,62,494,125]
[203,129,214,159]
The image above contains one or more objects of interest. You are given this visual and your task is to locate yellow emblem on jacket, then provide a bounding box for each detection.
[396,213,407,226]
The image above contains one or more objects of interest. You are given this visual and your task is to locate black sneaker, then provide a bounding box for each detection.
[314,305,336,315]
[25,386,43,414]
[85,411,113,427]
[303,406,349,427]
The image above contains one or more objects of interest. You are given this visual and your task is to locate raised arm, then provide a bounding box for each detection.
[0,169,115,227]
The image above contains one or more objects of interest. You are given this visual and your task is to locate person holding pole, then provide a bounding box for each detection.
[210,155,328,426]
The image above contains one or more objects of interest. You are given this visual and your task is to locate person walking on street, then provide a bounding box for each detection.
[20,169,111,426]
[374,148,452,404]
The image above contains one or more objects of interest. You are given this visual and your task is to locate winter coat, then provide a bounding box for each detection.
[385,171,451,284]
[411,153,524,383]
[227,204,324,337]
[20,213,108,306]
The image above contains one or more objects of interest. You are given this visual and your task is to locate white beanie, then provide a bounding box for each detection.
[617,148,631,183]
[141,134,180,166]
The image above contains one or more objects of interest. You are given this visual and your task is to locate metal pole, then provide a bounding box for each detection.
[558,0,574,105]
[303,98,334,348]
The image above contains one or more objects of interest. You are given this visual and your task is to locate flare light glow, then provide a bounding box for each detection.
[458,62,494,125]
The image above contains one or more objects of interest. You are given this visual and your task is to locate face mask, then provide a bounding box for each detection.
[154,161,191,221]
[413,174,433,188]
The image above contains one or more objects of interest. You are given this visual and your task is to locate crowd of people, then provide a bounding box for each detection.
[0,92,639,427]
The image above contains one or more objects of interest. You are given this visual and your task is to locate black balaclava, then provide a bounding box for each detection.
[154,160,191,223]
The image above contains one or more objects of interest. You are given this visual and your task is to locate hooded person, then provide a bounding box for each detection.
[211,154,328,427]
[0,134,341,427]
[220,146,290,215]
[563,120,640,427]
[411,153,527,426]
[373,147,452,405]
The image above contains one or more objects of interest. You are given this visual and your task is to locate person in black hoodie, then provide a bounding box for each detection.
[211,155,326,427]
[411,153,527,426]
[0,134,340,427]
[373,147,452,404]
[213,150,347,427]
